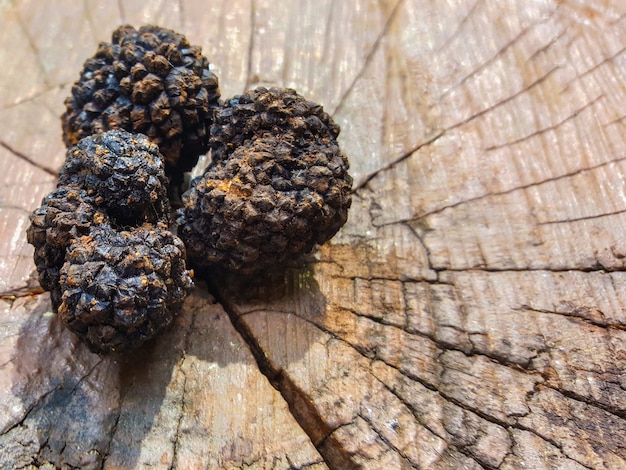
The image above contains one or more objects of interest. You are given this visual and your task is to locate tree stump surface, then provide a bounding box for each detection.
[1,1,625,469]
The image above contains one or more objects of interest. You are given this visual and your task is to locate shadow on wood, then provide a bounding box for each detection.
[2,276,328,469]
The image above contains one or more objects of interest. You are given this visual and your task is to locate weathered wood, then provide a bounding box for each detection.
[2,0,626,469]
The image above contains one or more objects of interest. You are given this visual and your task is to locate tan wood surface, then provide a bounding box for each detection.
[1,0,626,469]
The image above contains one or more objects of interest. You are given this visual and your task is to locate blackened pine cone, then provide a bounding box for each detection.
[58,130,170,225]
[27,130,192,353]
[209,87,340,164]
[26,187,108,310]
[58,224,193,354]
[61,24,221,185]
[177,131,352,274]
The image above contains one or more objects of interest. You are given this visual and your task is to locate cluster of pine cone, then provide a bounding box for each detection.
[28,24,352,354]
[27,130,193,354]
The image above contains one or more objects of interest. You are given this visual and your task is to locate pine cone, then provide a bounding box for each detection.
[177,131,352,274]
[58,130,170,225]
[28,130,193,353]
[59,224,193,354]
[209,87,340,165]
[61,24,221,185]
[26,187,108,310]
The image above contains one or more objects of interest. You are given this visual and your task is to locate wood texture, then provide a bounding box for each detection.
[1,0,626,468]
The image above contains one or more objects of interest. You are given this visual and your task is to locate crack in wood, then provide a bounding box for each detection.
[514,420,595,470]
[0,385,62,438]
[169,366,188,470]
[236,275,546,378]
[546,384,626,421]
[432,0,482,56]
[0,202,34,214]
[195,264,624,461]
[1,84,64,110]
[353,58,564,192]
[517,304,626,330]
[377,355,537,444]
[527,21,569,63]
[439,10,558,100]
[538,207,626,226]
[404,222,437,278]
[560,46,626,94]
[0,141,58,177]
[603,113,626,127]
[207,282,356,469]
[331,0,405,118]
[374,372,510,470]
[352,129,444,193]
[98,398,123,470]
[12,4,51,89]
[484,93,604,152]
[356,411,418,468]
[117,0,126,23]
[320,1,334,71]
[376,152,626,226]
[439,267,616,273]
[169,309,198,470]
[243,0,256,92]
[1,180,56,190]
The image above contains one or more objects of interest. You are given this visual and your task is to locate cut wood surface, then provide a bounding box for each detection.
[1,0,626,469]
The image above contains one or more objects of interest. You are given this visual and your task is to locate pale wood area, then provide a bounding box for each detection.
[1,1,626,469]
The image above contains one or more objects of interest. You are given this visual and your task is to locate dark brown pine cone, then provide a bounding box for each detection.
[209,87,340,165]
[58,224,193,354]
[61,24,221,186]
[26,187,108,310]
[58,130,170,225]
[177,132,352,274]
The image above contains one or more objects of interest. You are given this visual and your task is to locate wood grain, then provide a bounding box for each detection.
[1,0,626,468]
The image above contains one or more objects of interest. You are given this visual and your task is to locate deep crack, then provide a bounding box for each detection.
[204,278,357,470]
